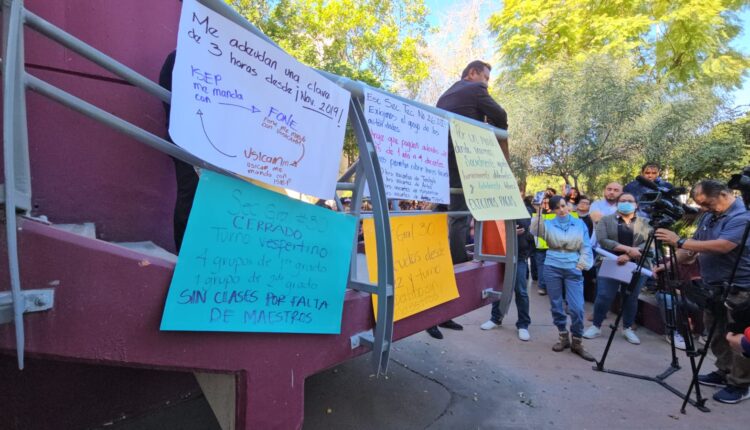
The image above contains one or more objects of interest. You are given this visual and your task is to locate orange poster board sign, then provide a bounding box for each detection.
[481,220,507,256]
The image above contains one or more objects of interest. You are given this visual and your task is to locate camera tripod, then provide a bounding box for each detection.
[592,229,709,412]
[678,219,750,413]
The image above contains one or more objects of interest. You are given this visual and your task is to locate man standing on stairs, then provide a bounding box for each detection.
[426,60,508,340]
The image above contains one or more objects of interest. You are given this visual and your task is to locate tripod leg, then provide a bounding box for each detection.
[595,234,654,370]
[595,280,631,370]
[680,306,723,412]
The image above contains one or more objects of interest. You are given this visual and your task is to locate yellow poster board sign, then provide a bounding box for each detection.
[362,214,460,321]
[449,119,529,221]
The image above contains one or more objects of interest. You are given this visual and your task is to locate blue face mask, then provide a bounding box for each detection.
[617,202,636,214]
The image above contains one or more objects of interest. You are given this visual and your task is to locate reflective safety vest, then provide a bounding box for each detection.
[533,212,579,250]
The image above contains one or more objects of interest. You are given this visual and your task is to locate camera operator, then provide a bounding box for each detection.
[655,180,750,404]
[624,162,672,218]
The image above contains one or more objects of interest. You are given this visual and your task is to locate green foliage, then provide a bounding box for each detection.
[501,55,652,190]
[670,113,750,185]
[227,0,430,95]
[489,0,750,89]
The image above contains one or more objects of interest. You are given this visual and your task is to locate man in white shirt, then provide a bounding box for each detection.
[590,182,623,222]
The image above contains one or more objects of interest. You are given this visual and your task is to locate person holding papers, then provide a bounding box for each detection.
[584,193,652,345]
[531,196,595,361]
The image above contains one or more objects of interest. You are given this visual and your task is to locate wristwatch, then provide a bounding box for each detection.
[676,238,687,249]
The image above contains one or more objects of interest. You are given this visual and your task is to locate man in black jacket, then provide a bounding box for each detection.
[159,50,199,253]
[427,60,508,339]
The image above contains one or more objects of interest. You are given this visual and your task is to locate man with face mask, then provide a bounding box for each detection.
[584,193,652,345]
[656,180,750,404]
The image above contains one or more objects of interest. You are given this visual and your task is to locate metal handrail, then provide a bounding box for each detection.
[1,0,517,376]
[2,0,27,370]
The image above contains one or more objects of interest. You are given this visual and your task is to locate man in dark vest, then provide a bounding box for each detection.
[426,60,508,339]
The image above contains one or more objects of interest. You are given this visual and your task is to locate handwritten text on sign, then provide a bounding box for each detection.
[364,88,450,203]
[362,214,459,321]
[449,119,529,221]
[169,0,350,199]
[160,171,357,333]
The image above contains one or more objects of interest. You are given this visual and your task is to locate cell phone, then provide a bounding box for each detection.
[532,191,545,205]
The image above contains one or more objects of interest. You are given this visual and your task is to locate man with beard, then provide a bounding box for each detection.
[590,182,623,223]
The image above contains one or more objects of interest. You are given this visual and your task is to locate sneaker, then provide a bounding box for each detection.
[713,386,750,404]
[698,371,728,388]
[622,328,640,345]
[480,320,501,330]
[439,320,463,330]
[426,326,443,339]
[583,325,601,339]
[518,328,530,341]
[665,332,686,350]
[538,289,547,296]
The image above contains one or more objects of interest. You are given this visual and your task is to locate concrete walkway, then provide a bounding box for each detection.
[304,281,749,429]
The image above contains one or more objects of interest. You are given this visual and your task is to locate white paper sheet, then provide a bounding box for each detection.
[595,248,654,283]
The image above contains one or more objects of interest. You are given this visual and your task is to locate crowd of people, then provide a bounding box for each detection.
[471,164,750,404]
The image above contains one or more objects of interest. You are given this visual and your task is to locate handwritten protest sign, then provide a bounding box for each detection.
[169,0,350,199]
[363,88,450,203]
[449,119,529,221]
[362,214,459,321]
[160,171,357,334]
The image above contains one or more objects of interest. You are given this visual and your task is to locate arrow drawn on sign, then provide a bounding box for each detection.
[290,141,305,167]
[197,110,236,158]
[218,102,262,114]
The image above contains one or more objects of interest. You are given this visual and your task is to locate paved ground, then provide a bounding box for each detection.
[303,281,749,430]
[102,280,749,430]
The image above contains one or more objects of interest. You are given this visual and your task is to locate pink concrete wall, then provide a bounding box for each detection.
[19,0,183,251]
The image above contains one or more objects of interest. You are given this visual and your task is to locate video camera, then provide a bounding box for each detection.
[635,176,697,229]
[728,166,750,209]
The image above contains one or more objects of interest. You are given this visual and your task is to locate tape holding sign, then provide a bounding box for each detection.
[449,119,529,221]
[169,0,350,199]
[363,88,450,203]
[362,214,459,321]
[160,171,357,334]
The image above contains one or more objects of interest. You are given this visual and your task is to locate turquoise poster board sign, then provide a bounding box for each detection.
[160,171,357,334]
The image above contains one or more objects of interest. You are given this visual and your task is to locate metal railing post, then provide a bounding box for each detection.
[2,0,29,369]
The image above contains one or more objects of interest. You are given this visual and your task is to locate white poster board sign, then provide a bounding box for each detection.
[363,88,450,203]
[169,0,350,199]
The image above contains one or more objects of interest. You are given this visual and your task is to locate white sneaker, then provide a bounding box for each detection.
[583,325,601,339]
[480,320,500,330]
[518,328,530,341]
[622,328,641,345]
[665,332,687,350]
